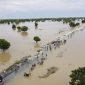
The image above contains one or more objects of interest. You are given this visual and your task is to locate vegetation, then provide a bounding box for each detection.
[82,19,85,23]
[0,39,11,52]
[12,24,16,29]
[69,22,76,27]
[69,22,80,28]
[8,22,10,25]
[21,26,28,32]
[75,23,80,26]
[69,67,85,85]
[33,36,41,43]
[35,22,38,29]
[17,26,21,31]
[0,17,84,24]
[17,26,28,32]
[35,22,38,27]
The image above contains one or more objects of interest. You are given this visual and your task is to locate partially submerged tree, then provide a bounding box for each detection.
[17,26,21,32]
[69,22,80,28]
[75,23,80,26]
[69,67,85,85]
[12,24,16,29]
[8,22,10,25]
[69,22,76,28]
[33,36,41,43]
[21,26,28,31]
[82,19,85,23]
[17,26,21,30]
[0,39,11,52]
[35,22,38,29]
[35,22,38,26]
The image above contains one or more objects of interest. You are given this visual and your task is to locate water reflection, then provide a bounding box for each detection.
[0,52,11,63]
[20,32,28,37]
[35,25,38,29]
[17,29,21,32]
[12,27,16,31]
[34,43,41,48]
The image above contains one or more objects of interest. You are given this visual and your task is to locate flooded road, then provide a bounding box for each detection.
[0,21,69,71]
[0,21,85,85]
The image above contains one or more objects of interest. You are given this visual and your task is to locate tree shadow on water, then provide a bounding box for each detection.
[20,32,28,37]
[0,52,11,64]
[34,43,41,48]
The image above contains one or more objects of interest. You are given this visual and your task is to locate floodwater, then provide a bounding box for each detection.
[0,21,85,85]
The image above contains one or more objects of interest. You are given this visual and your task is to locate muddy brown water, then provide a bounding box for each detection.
[0,21,85,85]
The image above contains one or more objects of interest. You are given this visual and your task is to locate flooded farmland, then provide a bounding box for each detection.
[0,21,85,85]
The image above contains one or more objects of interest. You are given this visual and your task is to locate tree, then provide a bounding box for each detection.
[82,19,85,23]
[35,22,38,26]
[0,39,11,52]
[21,26,28,31]
[69,22,76,28]
[33,36,41,43]
[12,24,16,29]
[17,26,21,32]
[17,26,21,30]
[69,67,85,85]
[35,22,38,29]
[75,23,80,26]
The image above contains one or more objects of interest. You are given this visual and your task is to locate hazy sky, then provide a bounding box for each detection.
[0,0,85,19]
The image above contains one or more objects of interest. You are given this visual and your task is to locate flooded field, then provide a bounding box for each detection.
[0,21,85,85]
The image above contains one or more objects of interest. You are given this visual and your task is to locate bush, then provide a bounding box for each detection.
[0,39,11,52]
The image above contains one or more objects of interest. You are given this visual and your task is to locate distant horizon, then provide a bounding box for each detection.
[0,15,85,20]
[0,17,85,20]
